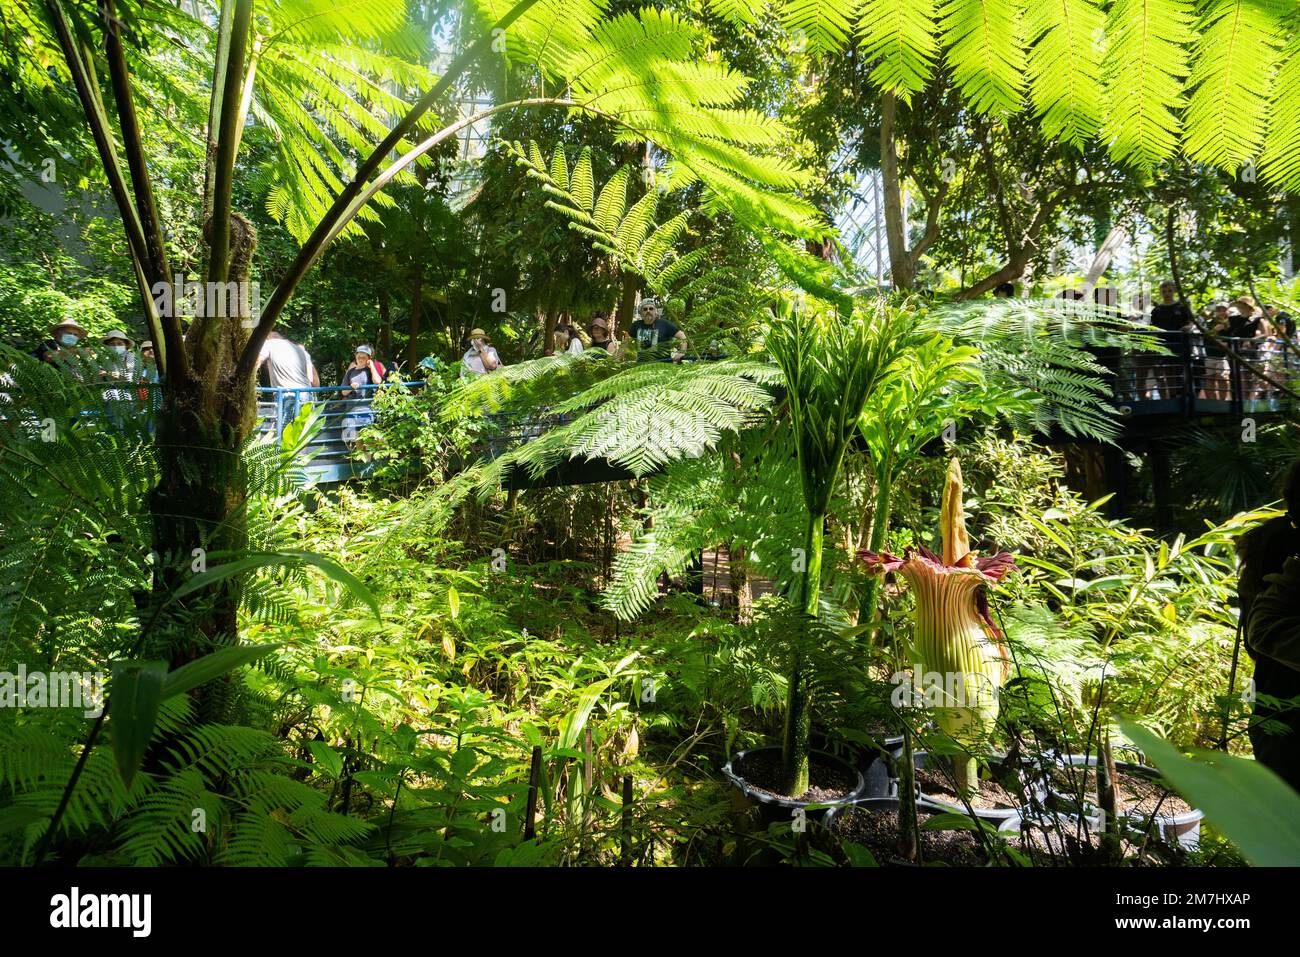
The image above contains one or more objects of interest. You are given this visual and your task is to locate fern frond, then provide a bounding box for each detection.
[1102,0,1193,168]
[1025,0,1106,145]
[1183,0,1287,172]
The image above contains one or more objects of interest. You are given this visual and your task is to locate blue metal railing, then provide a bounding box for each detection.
[1100,333,1300,418]
[255,382,424,480]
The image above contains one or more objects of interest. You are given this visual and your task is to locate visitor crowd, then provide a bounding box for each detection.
[18,284,1297,433]
[1036,280,1300,403]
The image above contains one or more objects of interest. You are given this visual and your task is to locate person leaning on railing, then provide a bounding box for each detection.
[257,330,319,427]
[1144,280,1194,400]
[631,297,685,362]
[341,344,385,397]
[1202,303,1234,401]
[1249,316,1285,401]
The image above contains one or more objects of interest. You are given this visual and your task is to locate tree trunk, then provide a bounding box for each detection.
[150,212,258,722]
[378,286,392,366]
[615,268,638,340]
[1081,225,1127,295]
[805,236,834,261]
[543,306,559,355]
[957,256,1033,299]
[1166,207,1185,301]
[407,268,423,369]
[880,93,914,291]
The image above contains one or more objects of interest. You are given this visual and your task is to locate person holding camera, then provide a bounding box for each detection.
[461,328,502,376]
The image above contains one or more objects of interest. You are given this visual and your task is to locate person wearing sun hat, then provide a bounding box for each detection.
[588,314,616,353]
[33,318,87,359]
[95,328,140,410]
[461,328,501,376]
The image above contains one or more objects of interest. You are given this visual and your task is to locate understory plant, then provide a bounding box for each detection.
[765,295,907,796]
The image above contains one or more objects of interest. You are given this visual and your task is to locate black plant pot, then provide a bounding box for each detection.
[822,796,901,833]
[722,746,868,824]
[1043,754,1204,848]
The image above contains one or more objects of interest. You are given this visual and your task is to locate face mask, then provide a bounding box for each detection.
[58,333,79,346]
[110,345,127,356]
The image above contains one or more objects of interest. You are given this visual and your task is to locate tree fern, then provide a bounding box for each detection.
[939,0,1026,116]
[1102,0,1194,169]
[1183,0,1288,173]
[247,0,439,242]
[781,0,863,54]
[1025,0,1106,145]
[466,356,776,493]
[602,433,807,620]
[506,140,762,312]
[857,0,941,100]
[1261,9,1300,191]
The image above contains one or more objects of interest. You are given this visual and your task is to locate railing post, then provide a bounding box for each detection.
[1229,337,1243,418]
[1179,329,1194,417]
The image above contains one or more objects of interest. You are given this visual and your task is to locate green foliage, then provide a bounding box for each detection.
[447,352,777,492]
[768,296,910,523]
[707,0,1300,189]
[251,0,441,241]
[1122,720,1300,866]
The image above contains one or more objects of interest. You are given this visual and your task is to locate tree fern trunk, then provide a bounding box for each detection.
[880,93,915,291]
[615,269,638,340]
[150,214,257,722]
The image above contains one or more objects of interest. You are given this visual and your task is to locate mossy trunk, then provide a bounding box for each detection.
[149,214,257,722]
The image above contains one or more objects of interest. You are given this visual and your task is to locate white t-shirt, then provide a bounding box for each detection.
[462,345,501,375]
[566,337,583,354]
[259,337,315,389]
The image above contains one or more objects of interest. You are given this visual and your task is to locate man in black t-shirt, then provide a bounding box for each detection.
[1145,281,1196,400]
[1149,281,1193,332]
[633,298,686,362]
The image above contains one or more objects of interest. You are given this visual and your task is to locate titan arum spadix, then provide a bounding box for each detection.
[860,458,1016,793]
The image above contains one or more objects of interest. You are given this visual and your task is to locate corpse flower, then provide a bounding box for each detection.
[860,458,1017,792]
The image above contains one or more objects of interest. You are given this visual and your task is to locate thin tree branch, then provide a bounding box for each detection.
[100,0,173,376]
[44,0,186,379]
[207,0,253,286]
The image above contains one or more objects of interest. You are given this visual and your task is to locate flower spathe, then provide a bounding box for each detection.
[860,459,1017,787]
[861,545,1015,701]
